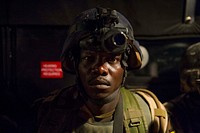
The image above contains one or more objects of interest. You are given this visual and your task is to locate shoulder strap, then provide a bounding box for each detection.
[120,87,148,133]
[121,87,169,133]
[131,88,168,133]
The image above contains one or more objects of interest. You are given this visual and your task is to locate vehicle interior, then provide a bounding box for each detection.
[0,0,200,132]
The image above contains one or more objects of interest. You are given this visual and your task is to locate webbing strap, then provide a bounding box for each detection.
[133,88,168,133]
[120,87,148,133]
[154,108,167,118]
[113,93,124,133]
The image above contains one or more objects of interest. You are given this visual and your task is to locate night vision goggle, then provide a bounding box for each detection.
[79,27,128,53]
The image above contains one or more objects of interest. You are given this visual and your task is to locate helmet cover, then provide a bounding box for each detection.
[61,7,142,73]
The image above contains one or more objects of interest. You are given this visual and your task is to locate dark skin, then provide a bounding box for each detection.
[180,68,200,93]
[78,50,124,117]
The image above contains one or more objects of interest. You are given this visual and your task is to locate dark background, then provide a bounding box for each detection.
[0,0,200,132]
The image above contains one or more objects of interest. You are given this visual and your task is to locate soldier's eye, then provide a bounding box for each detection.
[107,56,121,64]
[81,55,95,63]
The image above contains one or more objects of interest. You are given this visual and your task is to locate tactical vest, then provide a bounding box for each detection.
[37,87,172,133]
[120,87,170,133]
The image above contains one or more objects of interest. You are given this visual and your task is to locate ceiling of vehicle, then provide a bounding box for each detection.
[1,0,200,39]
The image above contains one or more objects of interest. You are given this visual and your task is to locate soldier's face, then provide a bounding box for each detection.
[180,68,200,93]
[78,50,124,100]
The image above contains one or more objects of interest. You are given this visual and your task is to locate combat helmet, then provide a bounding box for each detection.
[61,7,142,73]
[180,42,200,93]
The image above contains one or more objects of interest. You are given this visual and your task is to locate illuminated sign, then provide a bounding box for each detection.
[41,61,63,78]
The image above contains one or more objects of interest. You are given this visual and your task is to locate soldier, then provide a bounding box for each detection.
[165,42,200,133]
[36,7,172,133]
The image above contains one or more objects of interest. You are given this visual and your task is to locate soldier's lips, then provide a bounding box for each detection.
[88,78,110,89]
